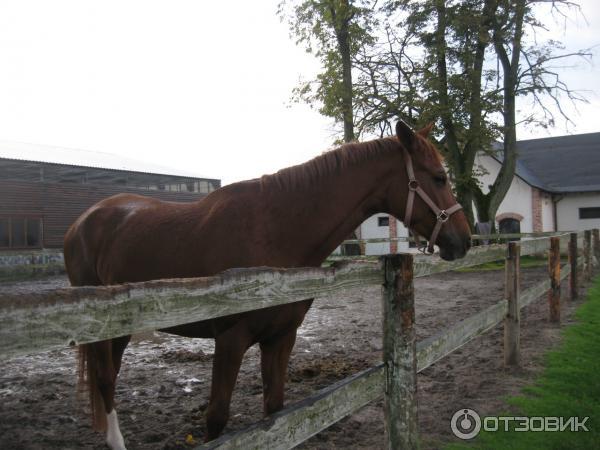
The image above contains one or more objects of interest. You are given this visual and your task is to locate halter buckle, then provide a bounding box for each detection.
[437,210,449,222]
[408,180,419,191]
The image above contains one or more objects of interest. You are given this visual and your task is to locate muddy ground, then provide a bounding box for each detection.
[0,267,589,449]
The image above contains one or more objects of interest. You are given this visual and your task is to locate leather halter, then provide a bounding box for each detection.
[402,148,463,254]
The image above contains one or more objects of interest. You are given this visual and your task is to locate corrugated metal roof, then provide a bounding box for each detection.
[0,141,213,180]
[491,132,600,193]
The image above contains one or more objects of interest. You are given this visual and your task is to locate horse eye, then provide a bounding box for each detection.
[434,175,447,186]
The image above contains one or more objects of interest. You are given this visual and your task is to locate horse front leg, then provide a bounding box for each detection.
[259,327,298,415]
[205,325,252,442]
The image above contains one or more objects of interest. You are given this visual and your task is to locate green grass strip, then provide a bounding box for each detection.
[445,275,600,450]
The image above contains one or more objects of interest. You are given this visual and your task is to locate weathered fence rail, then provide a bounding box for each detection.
[1,233,569,359]
[0,262,381,359]
[0,229,598,450]
[340,231,563,246]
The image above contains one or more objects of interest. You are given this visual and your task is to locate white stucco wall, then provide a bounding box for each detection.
[360,214,413,255]
[475,155,534,232]
[362,214,389,255]
[396,219,411,253]
[556,192,600,231]
[396,220,417,253]
[541,191,555,232]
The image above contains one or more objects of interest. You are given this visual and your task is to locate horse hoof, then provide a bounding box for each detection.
[106,439,127,450]
[106,410,127,450]
[106,436,127,450]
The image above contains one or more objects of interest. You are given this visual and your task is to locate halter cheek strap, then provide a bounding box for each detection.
[402,148,463,254]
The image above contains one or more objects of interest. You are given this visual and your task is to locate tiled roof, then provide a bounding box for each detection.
[491,132,600,193]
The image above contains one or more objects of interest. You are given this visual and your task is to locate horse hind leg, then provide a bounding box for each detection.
[79,335,131,450]
[66,233,132,448]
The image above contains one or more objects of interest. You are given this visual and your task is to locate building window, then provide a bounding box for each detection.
[579,207,600,219]
[11,218,26,247]
[0,219,9,247]
[26,219,41,247]
[0,217,42,249]
[378,216,390,227]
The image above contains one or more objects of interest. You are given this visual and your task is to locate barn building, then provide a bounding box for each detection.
[477,132,600,234]
[354,132,600,255]
[0,142,220,251]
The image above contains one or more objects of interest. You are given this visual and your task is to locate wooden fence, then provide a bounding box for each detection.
[340,230,562,246]
[0,230,599,449]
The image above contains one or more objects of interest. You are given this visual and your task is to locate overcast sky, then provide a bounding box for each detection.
[0,0,598,186]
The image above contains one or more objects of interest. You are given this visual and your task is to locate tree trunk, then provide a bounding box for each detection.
[456,185,476,231]
[332,0,355,143]
[485,0,526,226]
[433,1,477,230]
[433,1,461,166]
[461,0,496,231]
[339,31,354,143]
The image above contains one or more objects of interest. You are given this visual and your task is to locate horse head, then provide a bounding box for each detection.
[388,120,471,261]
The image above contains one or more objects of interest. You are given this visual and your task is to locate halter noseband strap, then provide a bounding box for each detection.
[402,148,463,254]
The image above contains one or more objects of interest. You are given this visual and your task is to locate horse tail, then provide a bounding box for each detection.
[77,344,107,432]
[65,211,108,431]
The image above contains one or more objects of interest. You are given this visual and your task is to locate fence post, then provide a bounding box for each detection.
[382,254,418,450]
[584,230,592,281]
[569,233,578,300]
[593,229,600,270]
[548,237,561,323]
[504,242,520,366]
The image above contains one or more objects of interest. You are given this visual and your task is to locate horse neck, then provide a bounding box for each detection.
[269,152,401,265]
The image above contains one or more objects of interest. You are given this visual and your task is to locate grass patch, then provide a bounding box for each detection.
[445,275,600,450]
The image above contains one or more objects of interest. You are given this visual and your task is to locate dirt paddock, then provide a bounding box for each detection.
[0,266,588,449]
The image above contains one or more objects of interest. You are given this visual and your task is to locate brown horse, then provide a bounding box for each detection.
[64,121,471,449]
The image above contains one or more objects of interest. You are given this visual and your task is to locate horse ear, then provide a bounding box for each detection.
[396,120,415,151]
[418,122,434,137]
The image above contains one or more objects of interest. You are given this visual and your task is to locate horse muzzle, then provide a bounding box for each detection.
[438,235,471,261]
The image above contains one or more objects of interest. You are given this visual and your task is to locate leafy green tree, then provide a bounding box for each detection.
[386,0,589,229]
[283,0,590,230]
[278,0,377,143]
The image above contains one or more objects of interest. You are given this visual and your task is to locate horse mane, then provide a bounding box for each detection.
[260,134,443,191]
[260,136,400,191]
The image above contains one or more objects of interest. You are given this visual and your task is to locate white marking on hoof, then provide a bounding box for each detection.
[106,409,127,450]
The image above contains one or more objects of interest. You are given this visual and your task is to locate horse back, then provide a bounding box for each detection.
[64,184,271,286]
[64,193,193,285]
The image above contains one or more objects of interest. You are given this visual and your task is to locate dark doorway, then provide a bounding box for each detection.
[498,217,521,240]
[341,231,362,256]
